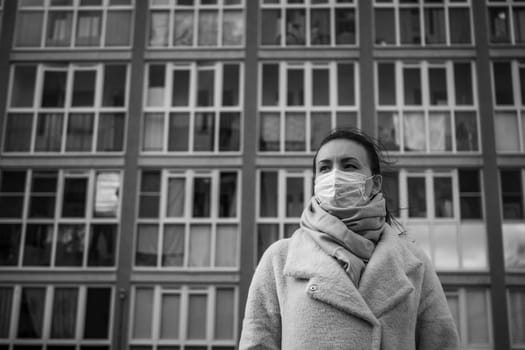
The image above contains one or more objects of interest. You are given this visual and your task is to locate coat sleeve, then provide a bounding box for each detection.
[239,243,283,350]
[415,253,461,350]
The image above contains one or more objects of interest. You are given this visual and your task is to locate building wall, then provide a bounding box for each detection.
[0,1,524,349]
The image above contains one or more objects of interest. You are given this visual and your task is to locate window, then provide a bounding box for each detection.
[488,0,525,44]
[376,61,479,153]
[261,0,357,46]
[445,288,493,349]
[256,169,312,260]
[148,0,244,47]
[508,288,525,348]
[135,169,240,269]
[500,169,525,270]
[130,285,237,349]
[14,0,133,47]
[374,0,472,46]
[0,284,113,349]
[0,169,121,268]
[4,63,128,154]
[493,61,525,153]
[259,61,358,153]
[143,62,242,153]
[386,169,487,271]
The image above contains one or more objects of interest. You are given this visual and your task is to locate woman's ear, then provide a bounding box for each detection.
[371,175,383,196]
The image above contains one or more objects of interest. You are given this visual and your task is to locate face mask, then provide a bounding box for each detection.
[314,169,376,209]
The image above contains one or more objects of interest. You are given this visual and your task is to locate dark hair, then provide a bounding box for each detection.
[312,127,399,227]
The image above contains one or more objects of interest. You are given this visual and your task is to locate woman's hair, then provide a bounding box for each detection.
[312,127,400,227]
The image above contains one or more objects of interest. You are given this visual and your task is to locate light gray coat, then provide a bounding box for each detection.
[239,225,460,350]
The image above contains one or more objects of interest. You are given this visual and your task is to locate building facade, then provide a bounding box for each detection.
[0,0,524,349]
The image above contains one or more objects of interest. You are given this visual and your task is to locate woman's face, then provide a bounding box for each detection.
[315,139,373,177]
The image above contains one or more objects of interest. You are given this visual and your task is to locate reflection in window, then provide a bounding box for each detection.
[500,169,523,219]
[407,176,426,218]
[18,287,46,338]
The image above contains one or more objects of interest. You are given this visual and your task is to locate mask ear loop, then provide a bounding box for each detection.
[365,175,383,199]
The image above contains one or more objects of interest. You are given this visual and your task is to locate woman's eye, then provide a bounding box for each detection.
[319,165,330,172]
[344,163,357,170]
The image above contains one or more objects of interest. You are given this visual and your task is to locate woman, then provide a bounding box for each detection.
[239,129,459,349]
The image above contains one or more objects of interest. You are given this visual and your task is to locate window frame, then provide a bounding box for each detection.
[487,0,525,45]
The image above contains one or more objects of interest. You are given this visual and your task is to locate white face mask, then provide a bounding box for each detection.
[314,169,377,209]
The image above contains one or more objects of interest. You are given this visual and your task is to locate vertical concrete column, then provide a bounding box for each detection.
[0,0,17,145]
[358,0,375,135]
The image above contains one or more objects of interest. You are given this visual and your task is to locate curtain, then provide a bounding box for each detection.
[35,113,63,152]
[105,11,131,46]
[162,225,185,267]
[76,11,101,46]
[311,9,330,45]
[167,178,185,217]
[55,224,85,267]
[47,11,73,46]
[285,112,305,151]
[400,8,420,44]
[136,224,158,266]
[0,287,13,337]
[174,10,194,46]
[260,112,280,151]
[94,172,120,217]
[189,225,211,267]
[66,113,93,152]
[149,11,169,46]
[495,112,519,152]
[198,10,218,46]
[187,294,207,339]
[51,288,78,338]
[160,294,181,339]
[215,225,237,267]
[215,289,234,339]
[17,287,45,338]
[424,8,445,44]
[222,10,243,45]
[16,11,43,46]
[143,113,164,151]
[429,112,451,151]
[403,112,426,151]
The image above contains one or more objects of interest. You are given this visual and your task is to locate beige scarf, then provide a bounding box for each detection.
[300,193,386,286]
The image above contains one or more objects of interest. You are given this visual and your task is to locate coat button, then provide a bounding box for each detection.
[309,284,318,292]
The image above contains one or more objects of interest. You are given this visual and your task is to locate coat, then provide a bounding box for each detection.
[239,224,460,350]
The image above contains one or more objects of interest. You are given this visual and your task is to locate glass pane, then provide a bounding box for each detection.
[434,177,453,218]
[311,112,331,151]
[174,10,194,46]
[97,113,125,152]
[311,9,330,45]
[4,114,33,152]
[29,171,58,218]
[378,111,400,151]
[257,224,279,261]
[261,10,281,45]
[143,113,164,151]
[214,289,234,339]
[147,65,165,107]
[285,112,305,151]
[455,112,478,151]
[12,66,37,107]
[493,62,514,105]
[23,224,53,266]
[189,225,211,266]
[35,113,63,152]
[0,224,22,265]
[55,224,85,266]
[445,293,460,337]
[105,11,131,46]
[433,224,459,269]
[459,169,482,218]
[260,171,278,217]
[139,171,160,218]
[76,11,101,46]
[259,112,280,151]
[193,113,215,151]
[489,7,510,43]
[66,113,94,152]
[429,112,451,152]
[168,113,189,151]
[103,65,126,107]
[15,12,43,47]
[262,64,279,105]
[509,290,525,343]
[503,224,525,269]
[406,223,431,259]
[495,112,519,152]
[403,68,421,105]
[51,288,78,339]
[223,64,239,106]
[197,69,214,106]
[450,8,471,44]
[219,112,240,151]
[222,10,243,45]
[335,8,355,44]
[501,170,523,219]
[428,68,447,105]
[46,11,73,46]
[88,224,117,266]
[132,288,153,339]
[286,177,304,217]
[407,177,426,217]
[466,290,490,344]
[375,8,395,45]
[167,178,185,217]
[287,69,304,106]
[336,111,357,129]
[172,70,190,106]
[199,10,218,45]
[160,294,180,339]
[17,288,46,338]
[514,8,525,43]
[286,9,305,45]
[377,63,396,105]
[94,172,120,217]
[0,287,13,337]
[424,8,445,44]
[62,177,88,217]
[187,294,207,339]
[215,225,237,267]
[150,11,169,46]
[338,63,354,105]
[454,63,473,105]
[42,71,67,107]
[382,172,399,217]
[461,224,487,269]
[84,288,111,339]
[400,8,421,44]
[219,172,237,217]
[312,69,329,105]
[403,112,426,151]
[135,224,159,266]
[163,225,185,266]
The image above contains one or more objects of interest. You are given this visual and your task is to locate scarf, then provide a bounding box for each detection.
[300,193,387,286]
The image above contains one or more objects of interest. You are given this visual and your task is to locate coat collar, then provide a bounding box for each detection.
[283,224,423,324]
